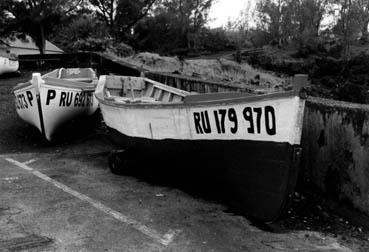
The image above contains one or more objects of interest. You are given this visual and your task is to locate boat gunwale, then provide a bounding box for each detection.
[41,83,96,92]
[43,77,97,90]
[13,81,32,92]
[95,90,302,109]
[13,77,97,92]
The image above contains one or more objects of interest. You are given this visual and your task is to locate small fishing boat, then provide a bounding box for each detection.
[0,53,19,75]
[13,68,99,141]
[95,75,306,222]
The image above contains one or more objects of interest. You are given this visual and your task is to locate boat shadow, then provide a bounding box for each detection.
[109,149,294,230]
[48,110,106,145]
[0,71,21,79]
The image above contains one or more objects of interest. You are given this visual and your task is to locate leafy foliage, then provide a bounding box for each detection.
[134,0,214,53]
[0,0,84,54]
[51,15,111,52]
[89,0,157,38]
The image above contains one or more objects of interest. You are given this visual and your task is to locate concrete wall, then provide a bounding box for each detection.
[303,97,369,215]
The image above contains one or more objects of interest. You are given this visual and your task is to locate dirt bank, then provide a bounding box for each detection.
[123,52,288,92]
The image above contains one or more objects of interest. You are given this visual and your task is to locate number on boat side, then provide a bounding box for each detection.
[45,90,94,107]
[193,106,276,136]
[214,108,238,134]
[243,106,276,136]
[15,91,33,110]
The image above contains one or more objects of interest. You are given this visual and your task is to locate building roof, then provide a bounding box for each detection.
[0,34,63,53]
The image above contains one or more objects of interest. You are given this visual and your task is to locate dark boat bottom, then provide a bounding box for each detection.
[108,127,302,222]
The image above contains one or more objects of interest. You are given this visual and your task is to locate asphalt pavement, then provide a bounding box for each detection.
[0,148,354,251]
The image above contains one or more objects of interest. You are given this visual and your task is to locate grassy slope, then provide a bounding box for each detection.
[122,52,289,93]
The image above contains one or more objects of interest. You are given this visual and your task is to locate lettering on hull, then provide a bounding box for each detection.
[193,106,276,136]
[45,90,94,107]
[15,91,33,110]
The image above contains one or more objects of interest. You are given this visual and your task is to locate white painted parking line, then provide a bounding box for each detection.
[5,158,178,246]
[23,159,37,165]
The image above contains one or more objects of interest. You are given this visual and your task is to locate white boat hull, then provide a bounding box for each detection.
[99,95,304,145]
[14,72,98,141]
[95,76,305,145]
[95,75,306,221]
[0,56,19,75]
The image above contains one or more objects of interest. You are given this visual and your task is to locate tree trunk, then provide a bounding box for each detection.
[36,23,46,55]
[360,21,369,43]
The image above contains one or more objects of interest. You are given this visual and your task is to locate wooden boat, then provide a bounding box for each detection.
[0,54,19,75]
[13,68,99,141]
[95,75,306,222]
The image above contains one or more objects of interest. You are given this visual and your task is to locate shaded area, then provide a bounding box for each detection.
[279,186,369,251]
[109,153,369,251]
[106,128,299,222]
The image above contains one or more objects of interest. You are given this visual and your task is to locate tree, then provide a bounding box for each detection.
[88,0,116,31]
[0,0,84,54]
[224,1,254,49]
[133,0,215,53]
[89,0,157,38]
[51,14,112,52]
[256,0,332,47]
[159,0,213,32]
[256,0,296,45]
[295,0,329,37]
[156,0,214,49]
[353,0,369,42]
[333,0,360,57]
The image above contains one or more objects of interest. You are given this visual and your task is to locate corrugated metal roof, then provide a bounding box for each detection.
[0,35,63,53]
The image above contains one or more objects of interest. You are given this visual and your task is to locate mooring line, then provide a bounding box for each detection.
[5,158,177,246]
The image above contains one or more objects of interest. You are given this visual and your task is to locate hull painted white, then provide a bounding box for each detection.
[14,85,42,132]
[95,76,306,222]
[0,56,19,75]
[98,93,305,146]
[14,74,98,140]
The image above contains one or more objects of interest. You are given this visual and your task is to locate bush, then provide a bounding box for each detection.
[336,82,368,103]
[199,28,236,52]
[71,37,111,52]
[293,37,343,59]
[311,54,369,103]
[51,15,111,52]
[248,29,271,48]
[108,42,134,57]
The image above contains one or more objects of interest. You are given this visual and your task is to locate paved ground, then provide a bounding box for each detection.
[0,72,367,251]
[0,151,357,251]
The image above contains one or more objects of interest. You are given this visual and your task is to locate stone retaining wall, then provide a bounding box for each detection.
[302,97,369,215]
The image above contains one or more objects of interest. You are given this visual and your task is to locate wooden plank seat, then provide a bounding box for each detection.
[104,76,193,103]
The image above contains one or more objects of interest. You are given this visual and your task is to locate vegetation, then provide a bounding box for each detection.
[0,0,85,54]
[1,0,369,56]
[2,0,369,102]
[0,0,217,54]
